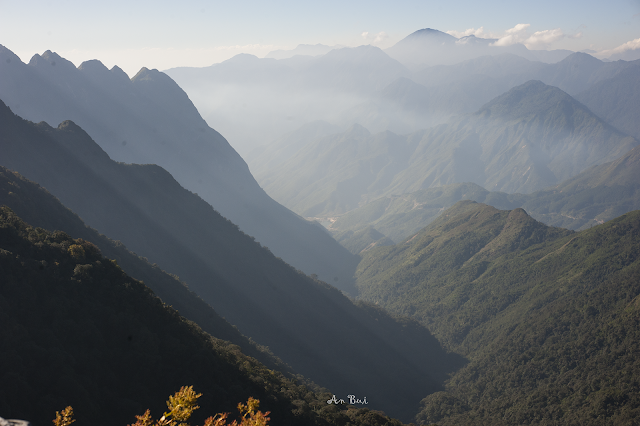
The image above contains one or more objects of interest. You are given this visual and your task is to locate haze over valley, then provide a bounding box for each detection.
[2,3,640,424]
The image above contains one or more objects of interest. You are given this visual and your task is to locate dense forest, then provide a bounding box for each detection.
[0,205,409,426]
[356,201,640,424]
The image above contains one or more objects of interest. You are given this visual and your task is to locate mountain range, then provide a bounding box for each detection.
[0,202,411,426]
[384,28,573,70]
[257,80,637,217]
[3,28,640,425]
[327,139,640,251]
[0,100,463,421]
[354,201,640,425]
[0,44,357,288]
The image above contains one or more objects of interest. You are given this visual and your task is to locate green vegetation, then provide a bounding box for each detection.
[0,206,407,426]
[355,201,640,424]
[0,100,457,421]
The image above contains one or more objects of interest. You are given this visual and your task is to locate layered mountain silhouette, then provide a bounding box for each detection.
[328,141,640,245]
[0,44,357,287]
[165,45,410,155]
[0,101,462,421]
[257,80,637,217]
[354,201,640,424]
[0,165,290,372]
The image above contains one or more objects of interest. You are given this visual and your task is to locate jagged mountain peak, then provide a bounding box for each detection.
[29,49,76,73]
[110,65,129,79]
[78,59,130,84]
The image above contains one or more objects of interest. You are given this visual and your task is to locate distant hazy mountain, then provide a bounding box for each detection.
[246,120,343,177]
[519,143,640,230]
[0,102,461,421]
[329,182,523,243]
[258,80,637,217]
[575,61,640,139]
[355,201,640,424]
[329,141,640,245]
[384,28,573,70]
[165,45,409,155]
[0,44,357,288]
[607,48,640,62]
[265,43,343,59]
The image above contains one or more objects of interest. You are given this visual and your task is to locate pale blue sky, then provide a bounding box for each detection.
[1,0,639,75]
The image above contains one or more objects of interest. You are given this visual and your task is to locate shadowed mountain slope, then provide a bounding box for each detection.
[0,101,461,421]
[354,201,640,424]
[0,166,289,372]
[0,206,412,426]
[0,44,357,289]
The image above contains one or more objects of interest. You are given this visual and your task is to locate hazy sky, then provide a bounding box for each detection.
[1,0,639,76]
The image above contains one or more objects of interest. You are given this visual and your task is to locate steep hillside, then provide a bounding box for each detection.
[355,202,640,424]
[0,102,460,421]
[0,166,288,372]
[0,206,408,426]
[0,44,357,288]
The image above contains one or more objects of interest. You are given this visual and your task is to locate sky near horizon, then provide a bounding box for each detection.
[1,0,639,76]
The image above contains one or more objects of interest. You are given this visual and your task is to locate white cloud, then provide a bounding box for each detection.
[446,27,490,39]
[362,31,390,46]
[595,37,640,58]
[447,24,579,50]
[492,23,531,46]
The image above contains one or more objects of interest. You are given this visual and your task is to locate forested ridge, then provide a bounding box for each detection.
[356,201,640,425]
[0,206,407,426]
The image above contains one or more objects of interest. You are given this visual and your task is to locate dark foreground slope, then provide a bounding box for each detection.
[0,207,408,426]
[356,201,640,425]
[0,45,357,289]
[0,102,460,421]
[0,166,287,371]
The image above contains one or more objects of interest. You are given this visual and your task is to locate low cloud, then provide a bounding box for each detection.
[595,37,640,58]
[447,24,580,50]
[362,31,390,46]
[446,27,491,39]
